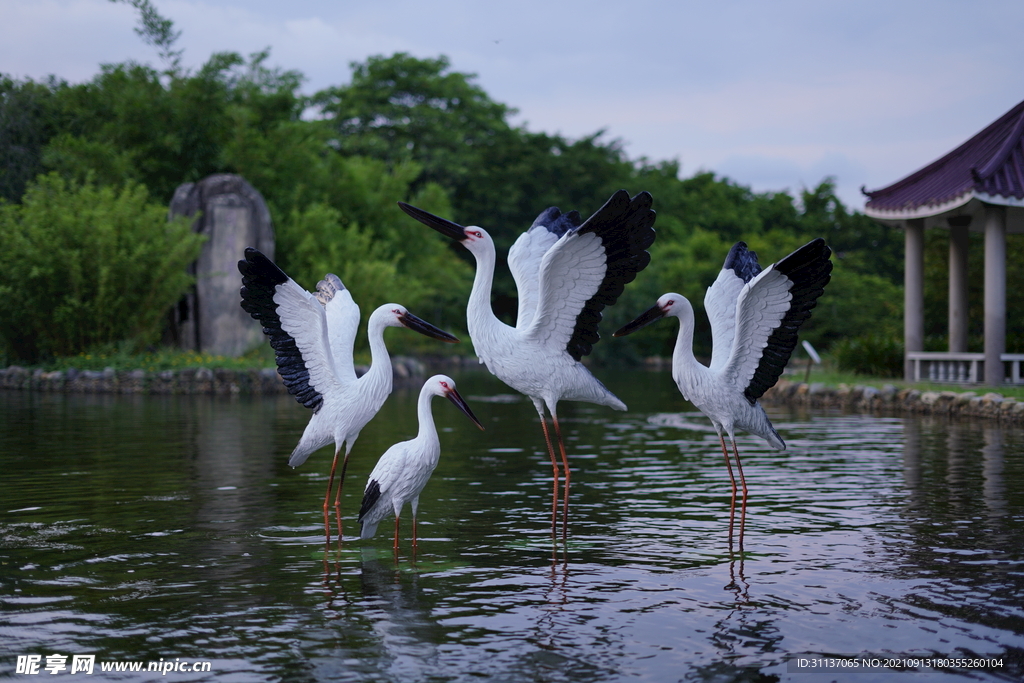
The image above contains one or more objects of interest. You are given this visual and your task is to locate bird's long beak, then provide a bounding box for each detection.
[399,311,460,343]
[613,303,667,337]
[446,387,485,430]
[398,202,468,241]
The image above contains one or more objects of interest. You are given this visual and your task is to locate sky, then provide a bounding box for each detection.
[3,0,1024,210]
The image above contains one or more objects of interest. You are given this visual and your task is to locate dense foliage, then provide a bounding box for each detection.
[0,175,203,361]
[10,3,1012,373]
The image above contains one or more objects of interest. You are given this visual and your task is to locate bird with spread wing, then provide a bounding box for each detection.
[238,248,460,545]
[398,191,656,532]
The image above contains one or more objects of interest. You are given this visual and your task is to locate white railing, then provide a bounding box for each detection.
[906,352,1024,384]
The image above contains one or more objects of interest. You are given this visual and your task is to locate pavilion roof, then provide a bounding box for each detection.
[864,99,1024,217]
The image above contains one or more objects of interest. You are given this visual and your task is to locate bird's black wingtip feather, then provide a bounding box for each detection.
[565,190,657,361]
[530,207,583,238]
[723,242,762,283]
[358,480,382,521]
[238,247,324,413]
[743,238,833,403]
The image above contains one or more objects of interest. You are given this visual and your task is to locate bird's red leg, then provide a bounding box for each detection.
[412,516,418,549]
[719,434,737,546]
[552,414,570,537]
[323,446,342,547]
[333,450,351,544]
[394,515,401,553]
[731,439,748,551]
[538,415,560,533]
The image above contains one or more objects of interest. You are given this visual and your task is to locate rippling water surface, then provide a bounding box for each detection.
[2,369,1023,682]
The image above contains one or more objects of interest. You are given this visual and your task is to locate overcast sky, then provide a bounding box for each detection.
[4,0,1024,210]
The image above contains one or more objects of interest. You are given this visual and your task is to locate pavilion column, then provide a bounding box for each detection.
[983,206,1006,386]
[948,218,971,352]
[904,218,925,381]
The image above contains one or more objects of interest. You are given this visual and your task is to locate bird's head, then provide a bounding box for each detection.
[613,293,691,337]
[397,202,493,257]
[428,375,485,431]
[374,304,460,343]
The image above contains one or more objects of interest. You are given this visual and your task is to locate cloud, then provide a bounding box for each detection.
[2,0,1023,215]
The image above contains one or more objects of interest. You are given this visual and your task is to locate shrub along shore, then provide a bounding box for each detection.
[4,363,1023,424]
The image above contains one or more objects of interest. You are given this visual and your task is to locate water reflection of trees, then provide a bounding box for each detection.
[897,417,1024,644]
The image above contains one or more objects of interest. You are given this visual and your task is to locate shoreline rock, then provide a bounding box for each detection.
[0,356,474,396]
[761,379,1024,423]
[6,363,1022,423]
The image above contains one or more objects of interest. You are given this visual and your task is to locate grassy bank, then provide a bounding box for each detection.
[796,363,1024,400]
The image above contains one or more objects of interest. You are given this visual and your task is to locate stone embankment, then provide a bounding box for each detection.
[762,379,1024,423]
[6,363,1023,423]
[0,356,444,395]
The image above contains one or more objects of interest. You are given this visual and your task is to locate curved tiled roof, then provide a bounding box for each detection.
[864,99,1024,214]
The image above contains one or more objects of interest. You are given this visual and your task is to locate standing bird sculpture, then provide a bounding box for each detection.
[614,239,832,544]
[398,190,656,530]
[238,248,460,545]
[358,374,484,550]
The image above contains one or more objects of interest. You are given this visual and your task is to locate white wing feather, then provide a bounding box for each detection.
[365,444,403,497]
[273,279,342,399]
[322,288,360,386]
[721,266,794,390]
[523,231,606,351]
[704,268,746,372]
[508,227,562,329]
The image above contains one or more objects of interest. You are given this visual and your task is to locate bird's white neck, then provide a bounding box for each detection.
[359,316,394,404]
[670,305,708,398]
[416,388,440,446]
[466,241,510,342]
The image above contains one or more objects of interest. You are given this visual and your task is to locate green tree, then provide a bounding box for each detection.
[316,53,642,323]
[109,0,184,73]
[0,75,62,203]
[315,53,514,203]
[0,174,204,362]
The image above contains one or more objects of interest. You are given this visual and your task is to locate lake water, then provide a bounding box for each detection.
[2,369,1022,682]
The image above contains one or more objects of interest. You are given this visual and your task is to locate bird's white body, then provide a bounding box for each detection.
[239,250,457,467]
[357,382,442,539]
[618,240,831,450]
[359,375,482,541]
[287,301,408,467]
[463,232,625,415]
[399,192,656,528]
[616,239,832,545]
[663,296,785,450]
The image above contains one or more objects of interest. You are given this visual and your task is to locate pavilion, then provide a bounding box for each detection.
[863,98,1024,386]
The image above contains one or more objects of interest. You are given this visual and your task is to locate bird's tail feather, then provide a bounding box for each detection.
[287,421,334,467]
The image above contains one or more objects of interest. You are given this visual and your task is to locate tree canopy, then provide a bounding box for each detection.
[6,6,986,368]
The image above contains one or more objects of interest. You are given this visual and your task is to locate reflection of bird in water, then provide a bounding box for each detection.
[239,248,459,545]
[615,240,832,547]
[359,375,484,551]
[399,191,656,534]
[356,556,441,678]
[725,554,750,603]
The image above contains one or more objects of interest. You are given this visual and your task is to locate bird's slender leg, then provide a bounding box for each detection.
[323,446,342,546]
[393,515,401,553]
[332,449,351,544]
[731,439,748,551]
[718,434,737,547]
[551,412,570,537]
[537,411,560,533]
[410,499,421,550]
